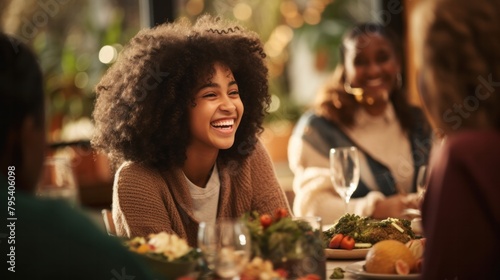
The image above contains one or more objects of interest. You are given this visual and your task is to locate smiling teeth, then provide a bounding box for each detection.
[211,120,234,127]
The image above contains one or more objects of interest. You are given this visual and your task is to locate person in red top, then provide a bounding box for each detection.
[412,0,500,279]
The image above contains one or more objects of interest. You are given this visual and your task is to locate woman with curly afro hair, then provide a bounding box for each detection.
[92,15,291,245]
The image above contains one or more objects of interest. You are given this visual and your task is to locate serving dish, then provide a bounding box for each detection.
[345,261,420,279]
[324,248,369,259]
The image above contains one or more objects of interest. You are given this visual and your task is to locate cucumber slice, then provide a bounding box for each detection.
[354,243,372,249]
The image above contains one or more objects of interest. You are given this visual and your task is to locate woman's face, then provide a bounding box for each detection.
[188,63,244,152]
[343,32,400,103]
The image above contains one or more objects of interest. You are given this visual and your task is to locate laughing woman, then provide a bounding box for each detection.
[91,15,290,246]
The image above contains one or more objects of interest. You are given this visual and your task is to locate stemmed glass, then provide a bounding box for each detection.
[36,156,79,206]
[330,146,360,214]
[198,220,251,279]
[416,165,429,198]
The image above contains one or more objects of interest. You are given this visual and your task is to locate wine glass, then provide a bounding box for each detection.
[329,146,360,214]
[198,220,251,279]
[416,165,429,198]
[36,156,79,206]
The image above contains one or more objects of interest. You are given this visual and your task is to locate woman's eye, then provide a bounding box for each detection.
[202,92,217,98]
[354,57,367,66]
[376,53,390,63]
[229,90,240,96]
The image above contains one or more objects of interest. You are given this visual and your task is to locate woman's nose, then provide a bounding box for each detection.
[366,62,382,76]
[219,96,236,112]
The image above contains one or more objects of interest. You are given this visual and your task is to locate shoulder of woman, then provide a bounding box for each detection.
[251,139,271,159]
[116,161,153,175]
[115,161,164,186]
[446,130,500,151]
[292,110,340,137]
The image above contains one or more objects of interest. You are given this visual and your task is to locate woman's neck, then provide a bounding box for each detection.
[361,98,388,116]
[183,146,218,188]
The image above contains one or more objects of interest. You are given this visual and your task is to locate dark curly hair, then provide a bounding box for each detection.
[92,15,269,169]
[314,23,416,131]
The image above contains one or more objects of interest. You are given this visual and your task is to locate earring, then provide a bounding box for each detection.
[396,72,403,89]
[333,93,342,109]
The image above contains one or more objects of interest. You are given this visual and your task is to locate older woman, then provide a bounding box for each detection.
[289,23,432,224]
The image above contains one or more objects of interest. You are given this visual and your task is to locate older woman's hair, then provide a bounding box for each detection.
[314,23,415,131]
[92,15,269,169]
[414,0,500,133]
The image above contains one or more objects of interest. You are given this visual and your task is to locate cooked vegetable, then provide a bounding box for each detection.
[260,214,272,228]
[330,267,345,279]
[340,236,355,250]
[323,214,416,247]
[354,243,372,249]
[328,234,344,249]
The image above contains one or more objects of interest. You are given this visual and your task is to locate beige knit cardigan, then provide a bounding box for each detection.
[112,140,291,246]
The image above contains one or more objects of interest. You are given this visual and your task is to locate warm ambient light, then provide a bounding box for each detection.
[74,72,89,89]
[269,94,281,113]
[185,0,204,16]
[233,3,252,21]
[98,45,117,64]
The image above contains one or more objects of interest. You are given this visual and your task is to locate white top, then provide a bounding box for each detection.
[185,165,220,224]
[343,103,414,193]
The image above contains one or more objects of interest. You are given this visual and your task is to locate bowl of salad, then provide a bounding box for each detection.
[126,232,200,280]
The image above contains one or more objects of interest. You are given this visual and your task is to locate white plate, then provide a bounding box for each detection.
[324,248,369,259]
[345,261,420,279]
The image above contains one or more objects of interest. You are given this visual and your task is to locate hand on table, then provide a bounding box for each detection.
[371,193,420,220]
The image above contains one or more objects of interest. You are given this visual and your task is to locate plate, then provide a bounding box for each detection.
[345,261,420,279]
[324,248,369,259]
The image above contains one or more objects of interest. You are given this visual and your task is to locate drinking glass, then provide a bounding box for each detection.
[198,220,251,279]
[329,146,360,214]
[416,165,429,198]
[290,217,325,279]
[36,156,79,206]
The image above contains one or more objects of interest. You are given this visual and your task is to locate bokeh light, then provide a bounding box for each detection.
[98,45,117,64]
[74,72,89,89]
[185,0,204,16]
[233,3,252,21]
[269,94,281,113]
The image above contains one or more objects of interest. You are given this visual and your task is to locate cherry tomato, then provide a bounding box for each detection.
[328,233,344,249]
[275,268,288,278]
[340,235,355,250]
[260,214,273,228]
[298,274,321,280]
[274,208,288,220]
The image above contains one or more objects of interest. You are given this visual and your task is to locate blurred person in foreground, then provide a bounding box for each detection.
[288,23,433,225]
[0,32,155,279]
[412,0,500,278]
[91,15,291,246]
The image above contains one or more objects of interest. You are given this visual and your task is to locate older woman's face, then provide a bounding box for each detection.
[188,63,244,152]
[343,33,400,102]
